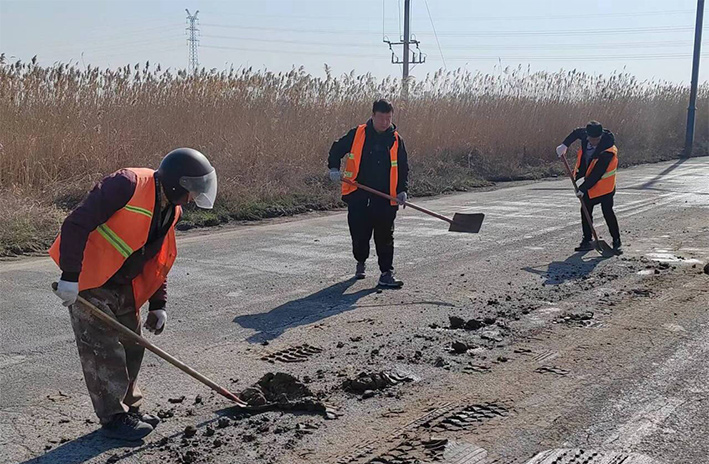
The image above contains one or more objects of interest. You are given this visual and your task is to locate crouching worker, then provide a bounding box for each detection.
[50,148,217,440]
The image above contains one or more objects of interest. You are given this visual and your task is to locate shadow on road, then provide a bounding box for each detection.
[522,251,608,285]
[233,278,378,343]
[632,157,690,190]
[18,430,138,464]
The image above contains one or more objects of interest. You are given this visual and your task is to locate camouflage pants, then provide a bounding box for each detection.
[69,285,144,424]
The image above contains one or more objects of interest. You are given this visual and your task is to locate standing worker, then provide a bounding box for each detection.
[556,121,622,254]
[50,148,217,441]
[328,99,410,287]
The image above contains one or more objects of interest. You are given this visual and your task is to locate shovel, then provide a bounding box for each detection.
[341,178,484,233]
[52,283,248,408]
[559,155,615,257]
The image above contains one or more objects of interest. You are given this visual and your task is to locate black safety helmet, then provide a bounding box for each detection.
[157,148,217,209]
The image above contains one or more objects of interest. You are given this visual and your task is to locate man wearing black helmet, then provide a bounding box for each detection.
[556,121,622,254]
[49,148,217,441]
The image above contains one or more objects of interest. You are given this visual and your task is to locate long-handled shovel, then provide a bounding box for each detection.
[341,178,484,233]
[559,155,615,257]
[52,283,248,408]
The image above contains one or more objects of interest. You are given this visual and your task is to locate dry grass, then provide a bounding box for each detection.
[1,55,707,255]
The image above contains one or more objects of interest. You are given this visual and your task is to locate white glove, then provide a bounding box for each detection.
[575,190,585,199]
[54,279,79,307]
[329,169,341,182]
[145,309,167,335]
[396,191,407,208]
[556,144,568,158]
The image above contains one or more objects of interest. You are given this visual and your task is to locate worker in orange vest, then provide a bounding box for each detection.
[50,148,217,441]
[328,99,410,288]
[556,121,622,254]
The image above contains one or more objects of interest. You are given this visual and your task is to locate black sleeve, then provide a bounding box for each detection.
[396,136,409,193]
[562,128,586,147]
[579,151,613,193]
[328,128,357,169]
[148,280,167,310]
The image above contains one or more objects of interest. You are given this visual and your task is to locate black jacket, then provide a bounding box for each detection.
[328,119,409,197]
[562,128,616,194]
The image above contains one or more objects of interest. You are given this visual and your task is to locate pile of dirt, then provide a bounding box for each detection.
[239,372,314,406]
[236,372,338,419]
[448,315,496,331]
[342,371,413,396]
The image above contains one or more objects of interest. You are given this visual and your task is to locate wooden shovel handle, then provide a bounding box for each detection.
[559,154,601,244]
[341,178,455,225]
[52,283,247,407]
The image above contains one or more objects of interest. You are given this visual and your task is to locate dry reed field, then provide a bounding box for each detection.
[1,55,707,255]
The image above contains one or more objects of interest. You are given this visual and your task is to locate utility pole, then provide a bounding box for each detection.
[683,0,705,158]
[384,0,425,97]
[186,9,200,74]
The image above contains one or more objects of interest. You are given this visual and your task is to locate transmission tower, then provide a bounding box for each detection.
[384,0,425,96]
[185,9,200,74]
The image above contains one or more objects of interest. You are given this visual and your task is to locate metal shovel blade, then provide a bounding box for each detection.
[448,213,485,233]
[595,239,616,257]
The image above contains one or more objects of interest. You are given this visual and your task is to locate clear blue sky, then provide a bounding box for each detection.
[1,0,706,83]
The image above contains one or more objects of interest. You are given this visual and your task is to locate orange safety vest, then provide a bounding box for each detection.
[574,145,618,199]
[49,168,181,312]
[341,124,399,206]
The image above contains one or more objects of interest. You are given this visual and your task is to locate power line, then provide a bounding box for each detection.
[199,43,707,63]
[33,24,184,54]
[424,0,446,69]
[200,44,386,58]
[201,34,379,48]
[198,8,695,22]
[200,22,695,37]
[197,33,703,51]
[444,53,709,62]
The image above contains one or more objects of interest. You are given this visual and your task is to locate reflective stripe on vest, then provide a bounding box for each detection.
[49,168,181,311]
[574,145,619,199]
[341,124,400,205]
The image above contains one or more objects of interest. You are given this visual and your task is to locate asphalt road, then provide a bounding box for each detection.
[1,157,708,464]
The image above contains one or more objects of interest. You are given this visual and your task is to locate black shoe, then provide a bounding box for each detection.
[613,239,623,255]
[128,407,160,428]
[101,412,153,441]
[378,271,403,288]
[574,240,594,252]
[355,262,366,279]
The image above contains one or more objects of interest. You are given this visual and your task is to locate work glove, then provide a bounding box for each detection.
[556,144,568,158]
[54,279,79,307]
[145,309,167,335]
[396,191,408,208]
[329,169,341,182]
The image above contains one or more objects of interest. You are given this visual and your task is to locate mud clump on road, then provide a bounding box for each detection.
[342,371,413,395]
[240,372,313,407]
[447,315,497,331]
[555,311,595,326]
[234,372,337,419]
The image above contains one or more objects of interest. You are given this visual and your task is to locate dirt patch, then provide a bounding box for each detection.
[234,372,337,419]
[342,371,414,395]
[239,372,313,406]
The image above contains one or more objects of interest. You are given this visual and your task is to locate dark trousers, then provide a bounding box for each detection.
[346,193,397,273]
[581,192,620,242]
